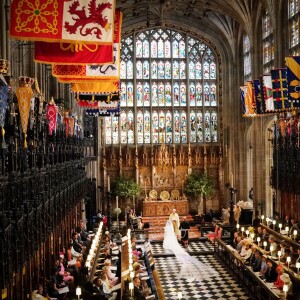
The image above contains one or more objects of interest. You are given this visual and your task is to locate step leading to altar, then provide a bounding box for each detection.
[142,214,201,241]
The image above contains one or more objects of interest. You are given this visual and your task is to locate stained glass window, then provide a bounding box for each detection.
[262,11,274,74]
[106,28,219,145]
[289,0,300,55]
[243,35,252,82]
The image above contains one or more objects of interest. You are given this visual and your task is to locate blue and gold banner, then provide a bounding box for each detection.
[253,79,264,114]
[286,56,300,108]
[271,68,289,110]
[240,85,247,115]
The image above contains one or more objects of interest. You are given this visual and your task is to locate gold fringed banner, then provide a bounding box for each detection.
[16,76,34,148]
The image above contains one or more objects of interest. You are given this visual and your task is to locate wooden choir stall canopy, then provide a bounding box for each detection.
[143,189,189,216]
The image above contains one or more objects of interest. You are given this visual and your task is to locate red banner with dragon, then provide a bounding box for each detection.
[10,0,116,44]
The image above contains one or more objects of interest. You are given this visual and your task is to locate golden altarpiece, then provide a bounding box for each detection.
[101,142,224,216]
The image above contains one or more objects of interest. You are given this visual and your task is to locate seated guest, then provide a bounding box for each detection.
[273,266,286,290]
[256,227,263,239]
[103,261,119,286]
[92,277,104,295]
[48,267,68,300]
[252,252,262,272]
[259,255,268,277]
[235,236,243,253]
[133,277,148,300]
[265,260,277,283]
[262,228,269,241]
[55,258,74,290]
[72,233,83,255]
[32,284,51,300]
[101,266,118,287]
[284,215,292,228]
[240,241,252,260]
[268,236,278,257]
[247,246,257,265]
[101,273,117,300]
[66,242,82,269]
[290,247,300,270]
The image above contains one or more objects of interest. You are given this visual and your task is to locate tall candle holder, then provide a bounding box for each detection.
[246,230,249,238]
[279,223,282,232]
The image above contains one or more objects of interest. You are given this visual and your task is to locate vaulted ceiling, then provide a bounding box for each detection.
[117,0,283,60]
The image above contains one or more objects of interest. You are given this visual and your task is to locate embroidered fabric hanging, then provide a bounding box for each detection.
[16,76,34,148]
[46,97,57,135]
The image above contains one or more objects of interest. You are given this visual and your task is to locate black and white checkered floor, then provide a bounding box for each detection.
[151,240,214,255]
[153,240,251,300]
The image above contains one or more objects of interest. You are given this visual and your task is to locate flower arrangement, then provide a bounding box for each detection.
[114,207,121,215]
[247,226,255,234]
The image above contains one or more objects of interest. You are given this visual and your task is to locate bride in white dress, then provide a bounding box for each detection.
[163,220,218,282]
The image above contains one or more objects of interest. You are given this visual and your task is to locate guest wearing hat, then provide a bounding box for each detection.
[273,265,285,290]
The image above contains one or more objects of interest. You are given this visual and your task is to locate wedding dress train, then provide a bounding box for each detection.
[163,220,219,282]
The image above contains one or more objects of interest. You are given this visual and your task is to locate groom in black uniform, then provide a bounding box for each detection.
[179,217,190,248]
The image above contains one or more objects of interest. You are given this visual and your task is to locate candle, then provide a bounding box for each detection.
[293,230,297,239]
[261,215,265,223]
[107,175,110,192]
[296,262,300,273]
[251,233,255,240]
[257,237,261,244]
[241,227,245,233]
[285,226,289,233]
[116,196,119,209]
[272,220,276,226]
[129,282,134,296]
[278,251,281,260]
[287,256,291,268]
[279,223,282,230]
[283,284,288,297]
[236,224,240,230]
[230,173,233,187]
[246,230,249,237]
[263,241,267,249]
[270,245,274,252]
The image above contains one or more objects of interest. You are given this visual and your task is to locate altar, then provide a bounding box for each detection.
[143,200,189,216]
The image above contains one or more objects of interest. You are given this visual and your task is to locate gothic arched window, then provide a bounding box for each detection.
[243,35,252,82]
[262,10,274,74]
[105,28,219,145]
[289,0,300,55]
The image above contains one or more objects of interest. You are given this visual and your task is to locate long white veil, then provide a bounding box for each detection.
[163,220,218,282]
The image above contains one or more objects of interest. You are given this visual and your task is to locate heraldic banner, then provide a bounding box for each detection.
[286,56,300,108]
[51,9,121,71]
[10,0,116,44]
